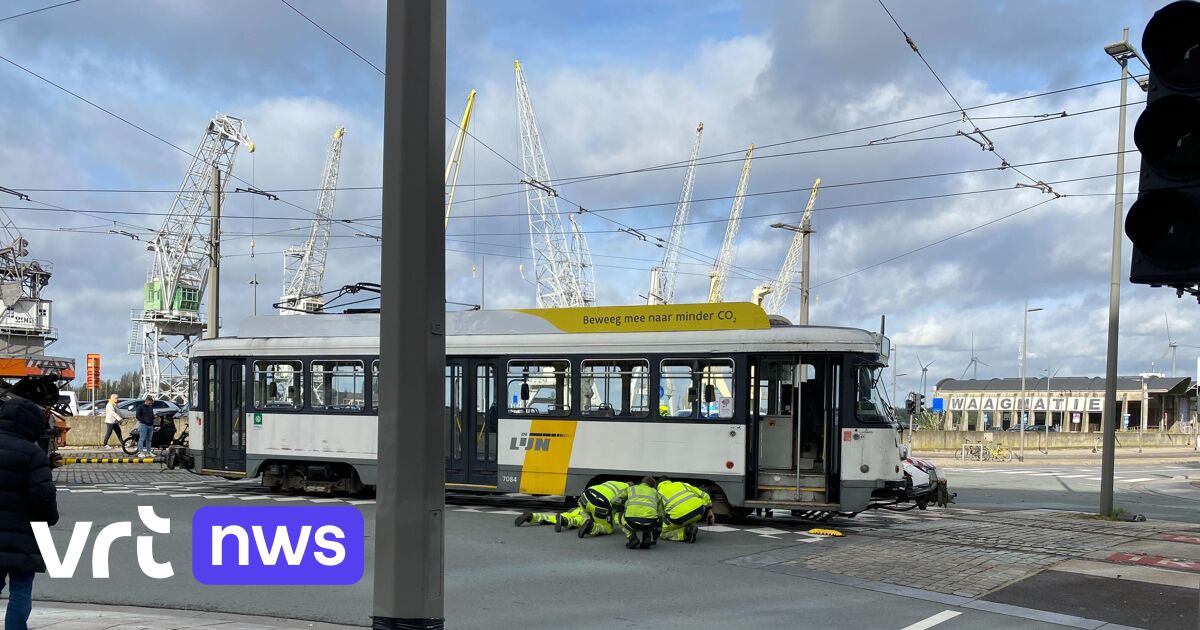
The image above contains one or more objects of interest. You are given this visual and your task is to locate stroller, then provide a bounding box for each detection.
[121,414,184,456]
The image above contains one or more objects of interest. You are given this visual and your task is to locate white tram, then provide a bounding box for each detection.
[187,303,943,516]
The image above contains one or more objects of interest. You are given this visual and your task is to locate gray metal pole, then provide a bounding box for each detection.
[206,163,220,340]
[373,1,446,628]
[799,222,812,326]
[1100,29,1129,516]
[1020,300,1027,461]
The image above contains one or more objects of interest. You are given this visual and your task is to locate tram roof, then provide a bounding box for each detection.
[197,306,888,358]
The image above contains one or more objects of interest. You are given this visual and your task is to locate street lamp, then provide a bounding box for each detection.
[1100,27,1149,516]
[1020,301,1042,462]
[769,222,814,325]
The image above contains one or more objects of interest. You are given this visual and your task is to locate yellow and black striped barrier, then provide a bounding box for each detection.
[62,457,157,464]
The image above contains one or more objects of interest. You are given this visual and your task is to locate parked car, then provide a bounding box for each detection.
[55,392,79,416]
[115,398,181,420]
[1007,424,1058,432]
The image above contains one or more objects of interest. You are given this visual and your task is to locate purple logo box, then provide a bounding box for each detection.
[192,506,364,585]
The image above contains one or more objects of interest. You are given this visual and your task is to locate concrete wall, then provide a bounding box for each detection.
[909,429,1198,451]
[62,416,189,447]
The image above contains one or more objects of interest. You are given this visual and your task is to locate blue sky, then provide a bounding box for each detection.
[0,0,1190,401]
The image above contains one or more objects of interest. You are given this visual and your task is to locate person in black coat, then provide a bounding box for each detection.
[0,398,60,629]
[135,395,156,457]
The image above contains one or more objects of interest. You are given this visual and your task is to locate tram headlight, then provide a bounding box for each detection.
[859,464,869,473]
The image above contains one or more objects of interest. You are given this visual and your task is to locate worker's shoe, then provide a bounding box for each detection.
[578,519,594,538]
[514,512,533,527]
[684,524,699,544]
[554,514,566,533]
[639,535,653,550]
[625,537,639,550]
[651,528,660,546]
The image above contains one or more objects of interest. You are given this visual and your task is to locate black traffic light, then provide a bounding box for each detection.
[1126,1,1200,295]
[904,393,916,415]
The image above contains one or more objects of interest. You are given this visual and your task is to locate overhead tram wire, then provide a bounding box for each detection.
[7,80,1139,202]
[9,147,1141,226]
[544,76,1139,189]
[812,196,1060,290]
[875,0,1048,188]
[0,0,81,23]
[278,0,384,76]
[0,53,327,223]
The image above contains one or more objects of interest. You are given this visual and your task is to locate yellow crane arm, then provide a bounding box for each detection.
[445,89,477,228]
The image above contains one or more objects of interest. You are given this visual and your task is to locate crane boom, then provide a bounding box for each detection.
[707,144,754,303]
[445,90,476,228]
[568,215,594,305]
[281,126,345,315]
[515,60,591,307]
[132,114,252,400]
[648,122,704,305]
[764,178,821,315]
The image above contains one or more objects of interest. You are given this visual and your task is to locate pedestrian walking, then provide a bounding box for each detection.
[614,476,664,550]
[656,478,714,543]
[101,394,123,449]
[135,395,155,456]
[0,398,61,630]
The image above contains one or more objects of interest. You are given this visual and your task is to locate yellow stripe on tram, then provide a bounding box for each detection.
[518,420,578,496]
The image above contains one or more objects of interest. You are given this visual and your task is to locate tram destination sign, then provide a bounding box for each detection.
[517,303,771,333]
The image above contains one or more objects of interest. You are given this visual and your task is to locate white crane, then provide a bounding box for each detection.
[759,178,821,317]
[567,214,594,305]
[648,122,704,305]
[515,60,592,308]
[0,207,54,356]
[445,90,476,228]
[707,144,754,303]
[131,114,252,401]
[280,126,345,315]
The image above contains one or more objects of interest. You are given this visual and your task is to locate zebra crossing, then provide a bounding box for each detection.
[939,465,1194,485]
[55,477,378,505]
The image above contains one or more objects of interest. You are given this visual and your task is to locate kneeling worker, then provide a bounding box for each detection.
[657,477,715,543]
[514,479,631,535]
[614,476,664,549]
[575,479,629,537]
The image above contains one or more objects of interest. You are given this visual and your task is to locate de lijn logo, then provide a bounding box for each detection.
[192,505,364,585]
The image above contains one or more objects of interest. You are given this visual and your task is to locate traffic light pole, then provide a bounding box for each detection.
[373,1,446,628]
[1099,28,1129,517]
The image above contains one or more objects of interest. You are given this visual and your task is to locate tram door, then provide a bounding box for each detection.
[751,355,828,502]
[445,358,498,487]
[202,358,247,473]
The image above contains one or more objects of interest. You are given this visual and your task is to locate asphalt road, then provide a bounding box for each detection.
[937,462,1200,521]
[13,463,1200,629]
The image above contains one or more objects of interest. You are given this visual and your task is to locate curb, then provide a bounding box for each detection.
[62,457,158,464]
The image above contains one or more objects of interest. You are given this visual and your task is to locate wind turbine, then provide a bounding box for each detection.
[1163,313,1200,379]
[960,333,989,380]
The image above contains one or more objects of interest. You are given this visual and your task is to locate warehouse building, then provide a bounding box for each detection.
[932,376,1194,433]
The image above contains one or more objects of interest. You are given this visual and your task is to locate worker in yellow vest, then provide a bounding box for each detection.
[656,478,715,543]
[514,479,631,534]
[575,479,629,538]
[613,476,664,549]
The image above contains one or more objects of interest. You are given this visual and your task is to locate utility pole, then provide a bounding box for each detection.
[1140,374,1148,453]
[1100,26,1136,516]
[206,163,220,340]
[373,1,445,629]
[799,218,813,325]
[249,274,259,317]
[1020,302,1042,462]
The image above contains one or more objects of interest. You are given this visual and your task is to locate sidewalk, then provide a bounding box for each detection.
[916,446,1200,467]
[3,602,362,629]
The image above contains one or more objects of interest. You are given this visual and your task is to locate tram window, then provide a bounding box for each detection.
[189,361,200,410]
[446,365,463,460]
[506,359,571,416]
[371,360,380,411]
[580,359,649,418]
[206,363,218,418]
[855,365,888,424]
[311,360,366,412]
[659,359,734,420]
[252,361,302,410]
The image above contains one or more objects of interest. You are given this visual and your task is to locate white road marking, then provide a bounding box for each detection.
[1122,477,1158,484]
[347,500,376,505]
[899,610,962,630]
[490,510,522,515]
[273,497,307,502]
[202,494,235,499]
[1057,474,1091,478]
[238,496,272,501]
[1028,473,1060,476]
[702,525,740,533]
[309,498,345,503]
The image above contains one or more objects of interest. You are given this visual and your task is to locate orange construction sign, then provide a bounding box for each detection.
[86,354,100,390]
